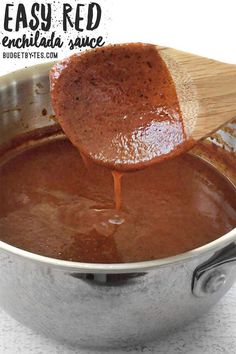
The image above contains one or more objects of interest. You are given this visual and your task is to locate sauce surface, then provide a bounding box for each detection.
[1,138,236,263]
[50,43,189,171]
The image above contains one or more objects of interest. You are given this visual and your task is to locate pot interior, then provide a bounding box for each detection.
[0,63,236,268]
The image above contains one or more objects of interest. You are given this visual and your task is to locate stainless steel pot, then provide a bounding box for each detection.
[0,64,236,349]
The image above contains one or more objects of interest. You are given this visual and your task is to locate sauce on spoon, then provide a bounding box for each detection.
[50,43,192,171]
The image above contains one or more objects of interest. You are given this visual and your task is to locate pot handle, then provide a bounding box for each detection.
[192,242,236,297]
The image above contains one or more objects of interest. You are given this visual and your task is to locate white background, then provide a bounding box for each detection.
[0,0,236,353]
[1,0,236,76]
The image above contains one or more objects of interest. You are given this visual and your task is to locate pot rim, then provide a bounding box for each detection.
[0,229,235,273]
[0,63,236,273]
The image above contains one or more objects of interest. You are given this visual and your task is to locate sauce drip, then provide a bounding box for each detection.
[112,171,123,210]
[0,138,236,263]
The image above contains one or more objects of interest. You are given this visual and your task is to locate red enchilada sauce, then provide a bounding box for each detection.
[0,137,236,263]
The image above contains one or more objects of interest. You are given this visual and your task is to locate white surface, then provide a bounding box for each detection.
[1,0,236,77]
[0,284,236,354]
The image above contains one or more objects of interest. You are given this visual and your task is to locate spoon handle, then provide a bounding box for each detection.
[158,46,236,140]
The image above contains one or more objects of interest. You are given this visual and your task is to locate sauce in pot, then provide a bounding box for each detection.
[0,137,235,263]
[1,44,236,264]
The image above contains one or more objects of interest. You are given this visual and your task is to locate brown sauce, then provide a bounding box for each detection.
[0,137,236,263]
[50,43,192,171]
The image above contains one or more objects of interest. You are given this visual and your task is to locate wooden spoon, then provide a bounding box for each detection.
[157,46,236,141]
[50,44,236,171]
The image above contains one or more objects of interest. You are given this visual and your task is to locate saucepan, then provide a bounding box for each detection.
[0,63,236,349]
